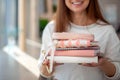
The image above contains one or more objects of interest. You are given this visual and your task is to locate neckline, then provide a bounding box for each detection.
[70,20,98,29]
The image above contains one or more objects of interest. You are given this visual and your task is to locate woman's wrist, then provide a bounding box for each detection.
[98,60,116,77]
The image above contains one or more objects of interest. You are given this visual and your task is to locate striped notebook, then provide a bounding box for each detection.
[55,40,98,48]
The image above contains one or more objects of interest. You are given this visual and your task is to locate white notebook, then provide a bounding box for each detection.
[47,56,98,63]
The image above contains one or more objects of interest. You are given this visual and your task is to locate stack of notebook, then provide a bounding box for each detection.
[47,32,100,63]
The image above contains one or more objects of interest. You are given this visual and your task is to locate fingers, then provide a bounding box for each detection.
[43,59,64,69]
[80,62,98,67]
[40,64,53,77]
[79,52,104,67]
[54,62,64,67]
[98,57,109,66]
[43,59,49,65]
[97,52,104,58]
[79,58,110,67]
[53,61,64,67]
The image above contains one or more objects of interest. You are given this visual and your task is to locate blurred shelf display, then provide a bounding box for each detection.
[40,0,57,20]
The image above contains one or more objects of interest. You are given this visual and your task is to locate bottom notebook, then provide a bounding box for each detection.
[47,56,98,63]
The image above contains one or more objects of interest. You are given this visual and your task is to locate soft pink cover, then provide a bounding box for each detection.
[52,32,94,41]
[49,50,98,57]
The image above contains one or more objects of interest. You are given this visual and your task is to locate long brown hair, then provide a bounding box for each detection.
[55,0,108,32]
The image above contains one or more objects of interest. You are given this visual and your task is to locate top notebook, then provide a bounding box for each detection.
[52,32,94,41]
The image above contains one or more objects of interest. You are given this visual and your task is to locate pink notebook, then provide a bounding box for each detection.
[48,50,99,57]
[52,32,94,41]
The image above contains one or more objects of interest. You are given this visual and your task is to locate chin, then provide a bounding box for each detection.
[72,9,85,13]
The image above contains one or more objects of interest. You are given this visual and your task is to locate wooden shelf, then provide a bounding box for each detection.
[40,0,57,20]
[40,13,54,20]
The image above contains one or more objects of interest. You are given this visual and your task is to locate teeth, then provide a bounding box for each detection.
[72,2,82,5]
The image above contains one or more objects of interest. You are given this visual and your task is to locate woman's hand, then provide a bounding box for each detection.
[40,59,52,77]
[40,59,64,77]
[80,57,116,77]
[80,57,108,67]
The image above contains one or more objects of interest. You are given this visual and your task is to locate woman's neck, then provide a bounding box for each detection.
[71,12,95,26]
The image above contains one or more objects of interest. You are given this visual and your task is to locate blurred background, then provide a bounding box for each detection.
[0,0,120,80]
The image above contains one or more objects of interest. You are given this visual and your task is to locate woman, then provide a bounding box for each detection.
[38,0,120,80]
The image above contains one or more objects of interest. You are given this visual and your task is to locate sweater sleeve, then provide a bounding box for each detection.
[38,21,54,68]
[104,26,120,80]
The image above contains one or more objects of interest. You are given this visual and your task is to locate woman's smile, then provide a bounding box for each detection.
[65,0,89,13]
[71,0,84,6]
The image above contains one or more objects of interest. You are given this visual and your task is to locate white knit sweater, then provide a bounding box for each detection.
[38,20,120,80]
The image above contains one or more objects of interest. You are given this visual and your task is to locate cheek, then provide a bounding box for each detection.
[81,0,90,11]
[85,0,90,8]
[65,0,71,8]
